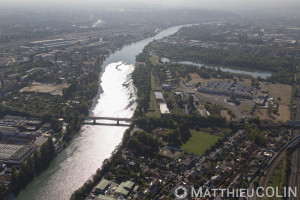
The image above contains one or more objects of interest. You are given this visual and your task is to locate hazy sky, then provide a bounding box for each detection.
[2,0,300,11]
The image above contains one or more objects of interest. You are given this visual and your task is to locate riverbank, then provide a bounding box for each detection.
[12,25,189,200]
[70,25,205,199]
[8,27,163,200]
[161,57,272,79]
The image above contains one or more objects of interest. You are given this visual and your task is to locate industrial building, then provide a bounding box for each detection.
[197,81,254,99]
[0,115,42,132]
[22,38,77,50]
[95,179,111,194]
[0,144,37,165]
[162,84,171,91]
[114,181,135,197]
[154,91,165,102]
[0,115,51,168]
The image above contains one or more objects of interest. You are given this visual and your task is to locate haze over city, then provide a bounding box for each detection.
[0,0,300,199]
[2,0,300,11]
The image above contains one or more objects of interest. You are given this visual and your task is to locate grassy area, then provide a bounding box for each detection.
[238,105,252,116]
[150,55,159,66]
[255,105,290,123]
[264,83,292,106]
[265,157,288,200]
[2,92,72,117]
[181,130,220,155]
[146,92,161,118]
[291,85,298,120]
[254,83,292,122]
[221,110,232,121]
[151,72,159,90]
[146,72,161,118]
[189,73,252,86]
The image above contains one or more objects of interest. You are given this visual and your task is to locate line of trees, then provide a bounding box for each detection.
[150,40,298,84]
[132,63,151,117]
[135,114,226,131]
[12,139,55,190]
[63,113,81,143]
[0,138,56,198]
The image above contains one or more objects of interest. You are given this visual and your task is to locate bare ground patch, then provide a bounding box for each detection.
[255,105,290,123]
[20,82,70,96]
[189,73,252,86]
[263,83,292,106]
[221,110,232,121]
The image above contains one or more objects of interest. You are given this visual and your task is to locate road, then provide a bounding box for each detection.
[288,89,300,200]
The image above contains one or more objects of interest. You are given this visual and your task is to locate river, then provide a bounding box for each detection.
[161,58,272,78]
[13,25,191,200]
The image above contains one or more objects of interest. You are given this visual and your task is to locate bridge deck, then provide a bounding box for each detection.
[80,116,136,121]
[266,135,300,169]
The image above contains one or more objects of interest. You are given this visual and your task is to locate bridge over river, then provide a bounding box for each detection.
[80,116,136,126]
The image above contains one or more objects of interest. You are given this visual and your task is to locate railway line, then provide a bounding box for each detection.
[288,88,300,200]
[257,88,300,200]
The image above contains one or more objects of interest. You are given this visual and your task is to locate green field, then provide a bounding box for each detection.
[146,91,161,118]
[146,73,161,118]
[265,156,288,200]
[150,55,159,66]
[151,72,159,90]
[181,130,220,155]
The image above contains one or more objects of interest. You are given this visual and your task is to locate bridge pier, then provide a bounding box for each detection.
[117,120,119,125]
[93,119,96,124]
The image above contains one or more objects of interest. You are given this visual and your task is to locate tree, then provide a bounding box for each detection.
[186,74,192,82]
[18,164,27,188]
[10,167,18,189]
[16,74,21,82]
[47,138,55,157]
[166,98,174,110]
[166,129,181,145]
[77,102,89,115]
[33,151,41,173]
[247,117,261,125]
[0,177,7,194]
[42,114,52,122]
[39,139,55,170]
[246,123,266,147]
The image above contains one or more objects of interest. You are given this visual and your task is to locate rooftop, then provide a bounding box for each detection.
[9,145,36,162]
[115,181,135,196]
[34,135,49,147]
[96,179,111,191]
[0,126,18,134]
[154,91,164,100]
[0,144,23,160]
[97,195,116,200]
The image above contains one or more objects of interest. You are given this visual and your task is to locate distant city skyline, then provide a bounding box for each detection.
[2,0,300,10]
